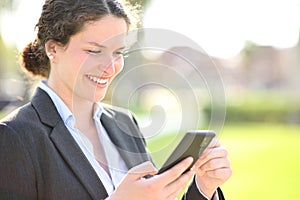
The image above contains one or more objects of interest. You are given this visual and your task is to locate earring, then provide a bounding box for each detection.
[47,52,54,60]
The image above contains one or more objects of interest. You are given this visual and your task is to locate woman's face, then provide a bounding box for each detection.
[48,15,127,104]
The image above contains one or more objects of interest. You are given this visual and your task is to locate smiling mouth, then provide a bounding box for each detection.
[87,75,109,85]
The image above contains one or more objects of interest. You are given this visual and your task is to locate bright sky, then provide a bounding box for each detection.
[1,0,300,58]
[0,0,43,50]
[143,0,300,58]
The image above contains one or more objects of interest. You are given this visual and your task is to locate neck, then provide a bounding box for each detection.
[46,79,95,128]
[72,97,95,129]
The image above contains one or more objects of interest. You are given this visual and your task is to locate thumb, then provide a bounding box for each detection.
[127,161,158,180]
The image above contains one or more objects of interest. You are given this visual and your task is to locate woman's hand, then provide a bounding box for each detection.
[108,158,195,200]
[192,139,232,199]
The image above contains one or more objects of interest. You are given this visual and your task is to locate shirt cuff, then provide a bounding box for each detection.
[194,178,219,200]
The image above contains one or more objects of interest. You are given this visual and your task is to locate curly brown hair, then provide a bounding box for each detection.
[20,0,139,78]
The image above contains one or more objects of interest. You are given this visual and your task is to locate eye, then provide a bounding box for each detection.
[86,50,102,55]
[114,50,128,57]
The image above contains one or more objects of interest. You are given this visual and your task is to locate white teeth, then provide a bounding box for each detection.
[87,75,108,85]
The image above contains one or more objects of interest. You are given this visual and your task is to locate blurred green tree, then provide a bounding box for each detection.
[128,0,151,10]
[0,0,19,69]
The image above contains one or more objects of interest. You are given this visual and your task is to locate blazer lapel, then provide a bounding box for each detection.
[100,109,151,169]
[31,89,108,199]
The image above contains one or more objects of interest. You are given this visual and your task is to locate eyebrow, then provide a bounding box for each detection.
[86,41,126,50]
[86,42,105,48]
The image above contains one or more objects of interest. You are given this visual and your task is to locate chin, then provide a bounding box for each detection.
[92,93,107,102]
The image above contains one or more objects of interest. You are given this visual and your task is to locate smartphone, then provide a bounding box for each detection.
[158,130,215,174]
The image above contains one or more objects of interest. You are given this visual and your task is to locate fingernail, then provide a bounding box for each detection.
[187,157,194,163]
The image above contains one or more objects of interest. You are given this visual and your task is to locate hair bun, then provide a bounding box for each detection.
[20,39,50,78]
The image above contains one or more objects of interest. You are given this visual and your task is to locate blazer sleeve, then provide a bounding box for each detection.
[0,123,37,200]
[183,177,225,200]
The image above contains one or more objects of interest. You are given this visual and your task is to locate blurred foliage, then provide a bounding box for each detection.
[0,0,18,11]
[203,91,300,124]
[225,102,300,124]
[128,0,151,9]
[0,36,18,73]
[240,40,259,65]
[0,0,12,9]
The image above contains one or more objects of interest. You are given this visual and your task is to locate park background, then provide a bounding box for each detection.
[0,0,300,199]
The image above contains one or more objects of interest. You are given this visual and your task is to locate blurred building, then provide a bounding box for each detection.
[153,34,300,95]
[213,35,300,93]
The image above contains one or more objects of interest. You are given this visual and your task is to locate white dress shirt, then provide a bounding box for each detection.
[39,81,127,195]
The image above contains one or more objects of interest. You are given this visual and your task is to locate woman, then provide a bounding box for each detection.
[0,0,231,199]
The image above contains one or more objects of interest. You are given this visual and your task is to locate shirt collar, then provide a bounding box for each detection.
[93,102,104,120]
[39,80,104,125]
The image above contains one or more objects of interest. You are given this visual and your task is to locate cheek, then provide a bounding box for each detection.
[114,57,124,74]
[71,54,92,76]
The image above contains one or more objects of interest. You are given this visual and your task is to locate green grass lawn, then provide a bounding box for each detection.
[146,123,300,200]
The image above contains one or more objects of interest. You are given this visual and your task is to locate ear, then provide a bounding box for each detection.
[45,40,59,62]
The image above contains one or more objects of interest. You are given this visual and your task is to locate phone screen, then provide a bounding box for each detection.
[158,130,215,174]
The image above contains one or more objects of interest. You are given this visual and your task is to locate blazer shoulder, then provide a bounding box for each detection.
[0,100,52,141]
[1,102,37,126]
[100,103,144,140]
[102,103,132,117]
[102,103,139,123]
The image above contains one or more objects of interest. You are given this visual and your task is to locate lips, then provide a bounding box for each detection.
[87,75,109,85]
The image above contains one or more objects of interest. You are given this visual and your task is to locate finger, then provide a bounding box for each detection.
[205,167,233,180]
[157,157,194,186]
[193,147,228,169]
[193,157,231,179]
[199,157,231,172]
[196,138,221,161]
[127,161,158,180]
[164,170,195,199]
[207,138,221,149]
[165,188,186,200]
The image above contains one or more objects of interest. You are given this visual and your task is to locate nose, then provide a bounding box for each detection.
[101,54,116,76]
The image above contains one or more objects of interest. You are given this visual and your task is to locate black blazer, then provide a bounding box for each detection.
[0,88,224,200]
